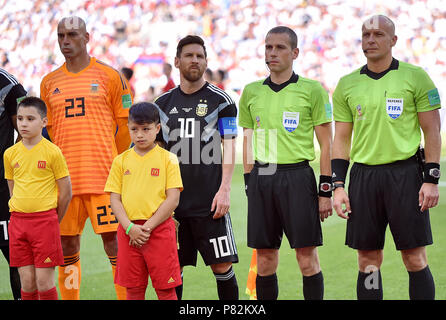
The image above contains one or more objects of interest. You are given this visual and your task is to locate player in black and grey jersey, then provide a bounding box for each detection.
[155,35,239,300]
[0,68,27,299]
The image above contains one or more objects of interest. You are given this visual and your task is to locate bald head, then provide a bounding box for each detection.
[362,15,395,37]
[361,15,397,66]
[58,16,87,34]
[57,16,90,62]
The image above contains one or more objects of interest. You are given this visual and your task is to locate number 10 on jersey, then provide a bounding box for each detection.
[209,236,231,258]
[178,118,195,138]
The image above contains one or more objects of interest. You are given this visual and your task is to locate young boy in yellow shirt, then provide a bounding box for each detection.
[4,97,72,300]
[105,102,183,300]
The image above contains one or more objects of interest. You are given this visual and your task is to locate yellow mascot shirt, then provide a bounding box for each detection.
[105,144,183,221]
[4,138,69,213]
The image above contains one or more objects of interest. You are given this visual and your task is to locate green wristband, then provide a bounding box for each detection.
[125,223,134,235]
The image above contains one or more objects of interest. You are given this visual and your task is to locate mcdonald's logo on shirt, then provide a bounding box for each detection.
[37,161,47,169]
[151,168,160,176]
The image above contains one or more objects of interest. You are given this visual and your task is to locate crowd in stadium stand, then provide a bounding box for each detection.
[0,0,445,103]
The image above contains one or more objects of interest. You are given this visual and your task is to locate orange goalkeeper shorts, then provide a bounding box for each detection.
[59,194,118,236]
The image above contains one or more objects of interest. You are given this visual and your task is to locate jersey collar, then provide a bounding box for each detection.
[263,72,299,92]
[178,81,209,96]
[62,57,95,77]
[360,58,399,80]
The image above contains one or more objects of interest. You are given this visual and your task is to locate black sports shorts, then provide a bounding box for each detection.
[176,213,238,267]
[247,161,322,249]
[346,156,433,251]
[0,184,11,247]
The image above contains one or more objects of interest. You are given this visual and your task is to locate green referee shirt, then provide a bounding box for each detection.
[333,58,441,165]
[239,73,332,164]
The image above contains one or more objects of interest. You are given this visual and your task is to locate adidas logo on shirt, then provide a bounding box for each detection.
[53,88,61,94]
[168,277,175,284]
[169,107,178,114]
[44,257,52,263]
[14,162,19,168]
[124,169,131,175]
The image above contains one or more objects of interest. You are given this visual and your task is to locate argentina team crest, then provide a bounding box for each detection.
[282,112,299,132]
[196,99,208,116]
[386,98,403,119]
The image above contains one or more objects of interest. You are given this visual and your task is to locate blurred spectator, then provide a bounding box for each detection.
[1,53,9,68]
[121,66,135,97]
[162,62,175,93]
[214,69,226,90]
[0,0,444,119]
[204,68,213,83]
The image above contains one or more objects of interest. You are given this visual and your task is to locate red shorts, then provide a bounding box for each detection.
[9,209,64,268]
[115,217,182,290]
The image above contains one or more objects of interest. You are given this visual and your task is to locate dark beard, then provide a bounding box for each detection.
[182,69,204,82]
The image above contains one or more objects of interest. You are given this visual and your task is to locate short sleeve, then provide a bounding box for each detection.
[238,85,254,129]
[217,96,238,139]
[332,78,353,122]
[4,84,27,117]
[51,147,70,180]
[104,155,123,194]
[413,68,441,112]
[3,149,13,180]
[311,82,332,126]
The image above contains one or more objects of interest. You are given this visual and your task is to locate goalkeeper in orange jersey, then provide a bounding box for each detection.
[40,16,132,300]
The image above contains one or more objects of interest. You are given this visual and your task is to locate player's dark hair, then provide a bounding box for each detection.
[129,102,160,125]
[17,96,47,118]
[176,35,207,58]
[267,26,298,49]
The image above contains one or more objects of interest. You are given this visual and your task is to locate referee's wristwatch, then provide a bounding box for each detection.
[332,182,345,190]
[424,163,441,184]
[429,168,441,179]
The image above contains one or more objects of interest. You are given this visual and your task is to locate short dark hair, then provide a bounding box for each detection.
[129,102,160,125]
[176,35,207,58]
[267,26,298,49]
[17,96,47,118]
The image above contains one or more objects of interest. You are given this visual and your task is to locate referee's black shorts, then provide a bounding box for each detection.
[346,156,433,251]
[247,161,322,249]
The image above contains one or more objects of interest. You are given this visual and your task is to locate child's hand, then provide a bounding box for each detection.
[128,224,151,247]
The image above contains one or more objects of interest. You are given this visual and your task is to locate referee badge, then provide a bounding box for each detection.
[386,98,403,119]
[282,112,299,132]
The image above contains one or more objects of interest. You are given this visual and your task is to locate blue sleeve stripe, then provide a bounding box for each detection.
[218,117,238,136]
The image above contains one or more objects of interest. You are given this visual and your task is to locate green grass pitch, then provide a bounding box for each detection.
[1,162,445,300]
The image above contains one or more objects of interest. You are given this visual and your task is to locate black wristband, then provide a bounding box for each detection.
[319,175,332,198]
[244,173,250,196]
[331,159,350,183]
[423,163,440,184]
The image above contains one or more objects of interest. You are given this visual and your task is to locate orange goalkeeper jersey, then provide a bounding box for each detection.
[40,57,132,195]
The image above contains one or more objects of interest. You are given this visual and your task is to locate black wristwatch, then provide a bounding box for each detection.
[320,182,332,192]
[333,182,345,190]
[429,168,441,179]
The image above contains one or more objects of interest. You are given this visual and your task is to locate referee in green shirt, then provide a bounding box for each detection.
[239,26,333,300]
[332,15,441,300]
